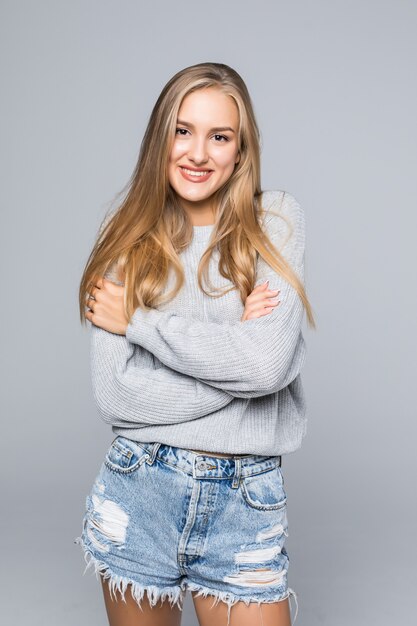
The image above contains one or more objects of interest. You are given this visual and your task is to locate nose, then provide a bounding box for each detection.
[187,136,209,165]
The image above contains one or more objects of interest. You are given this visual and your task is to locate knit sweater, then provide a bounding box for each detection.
[90,189,307,456]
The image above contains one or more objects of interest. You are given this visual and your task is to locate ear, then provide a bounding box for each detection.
[235,151,241,165]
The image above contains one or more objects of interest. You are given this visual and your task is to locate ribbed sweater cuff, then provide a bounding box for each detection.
[125,307,162,349]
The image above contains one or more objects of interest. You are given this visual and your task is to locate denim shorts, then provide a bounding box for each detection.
[74,437,298,625]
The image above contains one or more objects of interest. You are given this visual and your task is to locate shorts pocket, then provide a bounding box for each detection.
[241,466,287,511]
[104,436,148,475]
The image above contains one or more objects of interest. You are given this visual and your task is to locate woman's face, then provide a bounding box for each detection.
[168,87,240,223]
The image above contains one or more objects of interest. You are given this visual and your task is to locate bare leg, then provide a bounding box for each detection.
[192,592,292,626]
[101,575,182,626]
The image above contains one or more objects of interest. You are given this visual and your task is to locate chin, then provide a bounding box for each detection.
[178,189,212,203]
[173,180,217,199]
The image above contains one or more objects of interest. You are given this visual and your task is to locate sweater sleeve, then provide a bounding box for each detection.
[124,191,307,398]
[89,212,235,425]
[90,323,236,426]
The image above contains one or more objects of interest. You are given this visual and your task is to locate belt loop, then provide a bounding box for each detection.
[231,457,242,489]
[277,455,282,467]
[146,442,162,465]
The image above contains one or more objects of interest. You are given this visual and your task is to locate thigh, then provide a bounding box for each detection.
[192,593,291,626]
[74,437,188,621]
[101,575,182,626]
[182,461,297,625]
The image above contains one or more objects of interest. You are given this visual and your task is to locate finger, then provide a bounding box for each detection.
[245,297,280,317]
[94,276,104,289]
[86,297,96,311]
[247,281,268,298]
[258,289,280,299]
[245,306,276,321]
[246,289,280,305]
[252,280,269,292]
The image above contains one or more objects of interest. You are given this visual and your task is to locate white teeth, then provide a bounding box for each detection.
[181,167,211,177]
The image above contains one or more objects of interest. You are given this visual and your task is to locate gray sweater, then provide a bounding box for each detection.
[90,189,307,456]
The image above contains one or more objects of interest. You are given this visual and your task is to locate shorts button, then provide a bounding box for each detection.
[197,461,207,470]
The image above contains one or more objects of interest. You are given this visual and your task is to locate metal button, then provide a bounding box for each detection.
[197,461,207,470]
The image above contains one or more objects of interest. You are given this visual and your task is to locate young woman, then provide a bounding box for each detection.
[75,62,315,626]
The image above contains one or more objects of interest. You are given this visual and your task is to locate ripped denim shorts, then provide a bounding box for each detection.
[74,437,299,625]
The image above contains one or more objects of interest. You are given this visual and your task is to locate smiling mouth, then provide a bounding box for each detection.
[179,166,214,182]
[180,166,212,176]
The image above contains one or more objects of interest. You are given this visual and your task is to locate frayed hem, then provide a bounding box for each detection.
[182,580,299,626]
[74,535,185,612]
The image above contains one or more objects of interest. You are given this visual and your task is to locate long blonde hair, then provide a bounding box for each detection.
[79,62,316,329]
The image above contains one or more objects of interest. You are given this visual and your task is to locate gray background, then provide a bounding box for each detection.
[1,1,416,624]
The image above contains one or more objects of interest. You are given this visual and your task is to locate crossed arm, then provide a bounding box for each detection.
[90,324,236,427]
[89,191,306,426]
[123,192,307,398]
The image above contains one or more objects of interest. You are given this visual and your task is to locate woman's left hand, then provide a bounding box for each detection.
[85,277,129,335]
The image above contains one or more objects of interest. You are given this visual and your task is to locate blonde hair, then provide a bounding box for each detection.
[79,62,316,329]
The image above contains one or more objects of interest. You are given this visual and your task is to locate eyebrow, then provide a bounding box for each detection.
[177,119,236,134]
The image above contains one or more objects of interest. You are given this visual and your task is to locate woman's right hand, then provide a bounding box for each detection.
[241,281,281,321]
